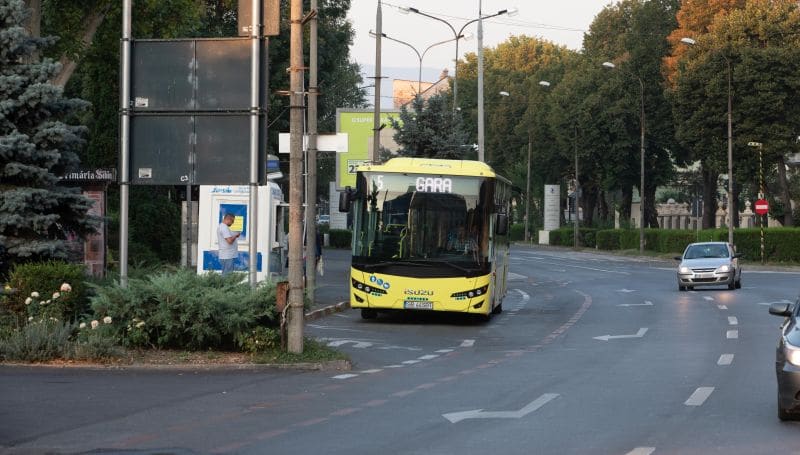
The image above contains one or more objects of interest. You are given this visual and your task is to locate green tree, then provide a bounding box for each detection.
[389,94,470,159]
[0,0,96,269]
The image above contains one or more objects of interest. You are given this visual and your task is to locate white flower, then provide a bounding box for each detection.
[49,317,58,322]
[103,316,112,324]
[52,292,60,300]
[60,283,72,292]
[135,321,145,328]
[30,291,39,298]
[91,320,99,329]
[25,297,32,305]
[79,322,87,329]
[27,316,33,322]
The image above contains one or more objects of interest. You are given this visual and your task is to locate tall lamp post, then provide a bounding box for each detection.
[681,37,734,246]
[369,31,459,96]
[399,5,516,113]
[603,61,645,253]
[498,79,550,243]
[748,141,765,264]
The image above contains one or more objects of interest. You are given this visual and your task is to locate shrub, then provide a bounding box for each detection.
[237,326,281,353]
[4,261,88,322]
[328,229,352,248]
[89,269,278,350]
[0,320,74,362]
[510,223,526,241]
[596,230,621,250]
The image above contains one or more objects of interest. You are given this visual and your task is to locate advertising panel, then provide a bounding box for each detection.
[336,109,400,189]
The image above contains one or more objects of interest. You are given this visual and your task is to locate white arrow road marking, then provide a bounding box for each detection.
[594,328,648,341]
[618,301,653,307]
[718,305,728,310]
[442,393,559,423]
[617,289,636,293]
[758,299,794,306]
[685,387,715,406]
[626,448,655,455]
[327,340,373,348]
[514,289,530,301]
[718,354,734,366]
[460,339,475,348]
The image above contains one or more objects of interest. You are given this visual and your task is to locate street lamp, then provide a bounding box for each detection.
[498,80,550,243]
[603,61,646,253]
[747,141,765,264]
[369,30,458,96]
[681,37,734,247]
[399,5,517,113]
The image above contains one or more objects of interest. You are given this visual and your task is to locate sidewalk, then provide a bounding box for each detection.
[302,247,351,321]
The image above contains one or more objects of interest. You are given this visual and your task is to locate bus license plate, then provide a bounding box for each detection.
[404,301,433,310]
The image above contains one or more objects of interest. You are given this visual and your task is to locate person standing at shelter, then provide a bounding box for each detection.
[217,213,240,275]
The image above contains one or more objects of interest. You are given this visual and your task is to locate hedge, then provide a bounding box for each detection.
[546,227,800,263]
[328,229,352,248]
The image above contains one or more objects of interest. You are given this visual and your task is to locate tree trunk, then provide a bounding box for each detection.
[583,185,596,227]
[732,180,740,228]
[620,187,632,227]
[598,190,609,225]
[777,154,794,226]
[53,8,108,87]
[23,0,41,37]
[645,184,659,228]
[702,167,717,229]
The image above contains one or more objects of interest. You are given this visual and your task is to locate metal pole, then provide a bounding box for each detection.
[638,76,645,253]
[248,0,261,289]
[525,136,531,242]
[288,0,305,353]
[185,184,191,268]
[453,38,459,113]
[759,145,764,264]
[305,0,319,302]
[574,124,579,249]
[371,0,382,161]
[726,58,734,246]
[119,0,132,287]
[477,0,485,162]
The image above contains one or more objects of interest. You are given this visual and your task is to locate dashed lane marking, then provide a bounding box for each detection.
[418,354,439,360]
[718,354,734,366]
[461,339,475,347]
[703,296,715,301]
[718,305,728,310]
[626,448,655,455]
[685,387,715,406]
[728,316,738,325]
[332,374,359,380]
[727,330,739,339]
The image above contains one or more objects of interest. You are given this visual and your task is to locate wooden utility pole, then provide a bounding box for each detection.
[305,0,319,302]
[288,0,305,353]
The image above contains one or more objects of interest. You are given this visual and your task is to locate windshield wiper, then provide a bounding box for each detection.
[360,260,433,271]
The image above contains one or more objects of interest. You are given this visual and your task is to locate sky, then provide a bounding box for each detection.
[346,0,610,92]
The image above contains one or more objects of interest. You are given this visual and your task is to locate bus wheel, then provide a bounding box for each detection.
[491,302,503,315]
[361,309,378,320]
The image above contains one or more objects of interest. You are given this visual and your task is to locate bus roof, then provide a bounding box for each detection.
[357,157,503,179]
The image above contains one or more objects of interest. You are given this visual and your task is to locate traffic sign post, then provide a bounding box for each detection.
[749,141,766,264]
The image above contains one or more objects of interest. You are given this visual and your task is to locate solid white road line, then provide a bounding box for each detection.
[418,354,439,360]
[360,369,383,374]
[626,448,655,455]
[728,316,738,325]
[685,387,715,406]
[402,360,421,365]
[436,349,454,353]
[718,354,734,366]
[332,374,359,380]
[727,330,739,339]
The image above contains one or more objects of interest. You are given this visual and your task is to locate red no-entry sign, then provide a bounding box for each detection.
[755,199,769,215]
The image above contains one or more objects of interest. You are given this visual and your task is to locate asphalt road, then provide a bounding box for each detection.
[3,245,800,454]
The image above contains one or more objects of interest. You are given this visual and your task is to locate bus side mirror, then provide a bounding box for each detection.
[339,187,352,213]
[496,213,509,236]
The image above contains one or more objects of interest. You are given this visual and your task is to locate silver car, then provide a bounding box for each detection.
[674,242,742,291]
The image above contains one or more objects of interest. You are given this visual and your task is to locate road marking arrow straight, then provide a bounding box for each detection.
[618,301,653,307]
[442,393,559,423]
[594,328,648,341]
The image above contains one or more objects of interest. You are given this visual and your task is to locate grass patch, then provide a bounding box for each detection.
[252,338,349,364]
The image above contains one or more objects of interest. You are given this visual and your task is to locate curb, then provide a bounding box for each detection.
[0,359,352,372]
[304,301,350,322]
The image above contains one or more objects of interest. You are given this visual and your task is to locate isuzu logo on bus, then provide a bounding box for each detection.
[405,289,434,296]
[416,177,452,194]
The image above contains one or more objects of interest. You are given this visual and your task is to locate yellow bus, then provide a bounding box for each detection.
[339,157,512,320]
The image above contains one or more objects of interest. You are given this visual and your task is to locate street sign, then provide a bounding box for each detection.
[755,199,769,215]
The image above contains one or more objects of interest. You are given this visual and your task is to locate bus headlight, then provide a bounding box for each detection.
[451,285,489,299]
[352,278,386,295]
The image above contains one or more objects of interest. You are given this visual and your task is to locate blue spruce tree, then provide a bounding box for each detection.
[0,0,96,270]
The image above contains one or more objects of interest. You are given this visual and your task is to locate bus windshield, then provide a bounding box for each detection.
[351,171,493,277]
